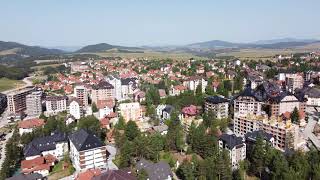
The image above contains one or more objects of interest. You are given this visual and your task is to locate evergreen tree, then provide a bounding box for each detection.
[137,169,149,180]
[291,107,300,124]
[249,136,265,177]
[119,140,134,168]
[125,120,140,141]
[115,115,126,130]
[92,102,98,112]
[176,160,195,180]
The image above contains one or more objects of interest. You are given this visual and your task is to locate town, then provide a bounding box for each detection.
[0,52,320,180]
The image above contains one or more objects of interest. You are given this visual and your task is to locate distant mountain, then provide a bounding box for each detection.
[187,40,241,48]
[76,43,143,53]
[252,38,318,45]
[0,41,64,57]
[184,39,320,49]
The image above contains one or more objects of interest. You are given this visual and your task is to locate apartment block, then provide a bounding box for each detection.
[233,88,263,116]
[7,86,34,114]
[204,95,229,119]
[69,129,109,171]
[119,102,143,122]
[91,81,114,104]
[26,91,42,116]
[285,73,304,93]
[45,96,68,116]
[74,85,88,107]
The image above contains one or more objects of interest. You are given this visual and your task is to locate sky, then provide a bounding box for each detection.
[0,0,320,47]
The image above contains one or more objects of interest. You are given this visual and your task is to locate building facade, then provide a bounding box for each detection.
[74,85,88,107]
[26,91,42,116]
[205,96,229,119]
[7,86,34,114]
[45,96,68,116]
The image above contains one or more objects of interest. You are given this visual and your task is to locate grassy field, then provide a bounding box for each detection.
[31,63,63,70]
[86,51,205,61]
[0,78,25,92]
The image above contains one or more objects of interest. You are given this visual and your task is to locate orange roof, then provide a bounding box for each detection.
[18,118,45,129]
[100,118,110,128]
[174,85,187,91]
[21,157,45,170]
[44,154,57,164]
[77,169,101,180]
[97,99,115,109]
[282,111,291,119]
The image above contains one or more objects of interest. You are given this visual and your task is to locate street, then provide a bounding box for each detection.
[303,115,320,150]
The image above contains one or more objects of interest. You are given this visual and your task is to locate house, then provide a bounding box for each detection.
[21,155,56,177]
[136,158,172,180]
[23,131,68,160]
[92,169,137,180]
[68,98,83,120]
[169,85,187,96]
[219,134,246,169]
[162,105,174,120]
[183,77,208,93]
[69,129,109,171]
[76,168,101,180]
[18,118,45,135]
[151,124,168,135]
[64,115,76,125]
[181,105,198,118]
[159,89,167,99]
[205,96,229,119]
[133,90,146,103]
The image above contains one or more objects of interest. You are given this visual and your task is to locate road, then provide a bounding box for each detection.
[1,77,33,95]
[0,132,13,168]
[303,115,320,150]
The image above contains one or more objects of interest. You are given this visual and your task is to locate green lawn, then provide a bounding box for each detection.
[0,78,25,92]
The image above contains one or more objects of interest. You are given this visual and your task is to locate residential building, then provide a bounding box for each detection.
[68,98,83,120]
[6,173,43,180]
[91,81,114,104]
[26,91,42,116]
[155,105,175,120]
[183,77,208,93]
[296,86,320,113]
[169,85,187,96]
[205,96,229,119]
[0,93,7,115]
[118,102,143,122]
[121,78,138,100]
[74,85,88,107]
[218,134,246,170]
[45,96,68,116]
[233,88,263,116]
[69,129,109,171]
[245,130,275,153]
[21,155,55,177]
[23,131,68,160]
[136,158,172,180]
[106,75,122,100]
[285,73,304,92]
[7,86,34,114]
[97,99,114,119]
[18,118,45,135]
[71,61,90,73]
[268,92,302,117]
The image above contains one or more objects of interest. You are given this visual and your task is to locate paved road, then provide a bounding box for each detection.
[0,132,13,168]
[303,116,320,150]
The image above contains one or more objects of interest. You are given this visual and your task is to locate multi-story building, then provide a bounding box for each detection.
[285,73,304,93]
[23,131,68,160]
[0,93,7,115]
[69,129,109,171]
[296,86,320,113]
[121,78,138,100]
[119,102,142,122]
[68,98,83,120]
[74,85,88,107]
[204,96,229,119]
[105,75,122,100]
[183,77,208,93]
[26,91,42,116]
[91,81,114,104]
[233,114,302,151]
[233,88,263,116]
[219,134,246,169]
[268,93,302,117]
[7,86,34,114]
[45,96,68,116]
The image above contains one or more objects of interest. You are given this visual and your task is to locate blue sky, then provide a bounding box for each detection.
[0,0,319,46]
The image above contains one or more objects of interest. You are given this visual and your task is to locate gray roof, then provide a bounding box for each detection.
[24,131,67,157]
[219,134,244,149]
[136,159,172,180]
[93,81,114,90]
[152,125,168,133]
[69,129,104,151]
[163,105,174,114]
[297,87,320,98]
[206,95,229,104]
[121,78,137,85]
[6,173,42,180]
[245,130,273,142]
[92,169,136,180]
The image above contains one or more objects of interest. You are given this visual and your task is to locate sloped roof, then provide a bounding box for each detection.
[136,159,172,180]
[6,173,43,180]
[93,81,114,90]
[220,134,244,149]
[245,130,273,142]
[24,131,67,157]
[92,169,136,180]
[206,96,229,104]
[69,129,104,151]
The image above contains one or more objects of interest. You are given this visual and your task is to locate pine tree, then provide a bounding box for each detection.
[125,120,140,141]
[290,107,300,124]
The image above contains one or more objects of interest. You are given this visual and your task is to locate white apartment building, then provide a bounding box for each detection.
[234,88,263,116]
[68,98,83,120]
[69,129,108,171]
[105,75,122,100]
[219,134,246,170]
[118,102,142,122]
[45,96,68,116]
[204,96,229,119]
[285,73,304,93]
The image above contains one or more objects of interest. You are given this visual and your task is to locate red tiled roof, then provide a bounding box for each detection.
[97,99,115,109]
[21,157,45,170]
[174,85,187,91]
[18,118,45,129]
[77,168,101,180]
[182,105,198,116]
